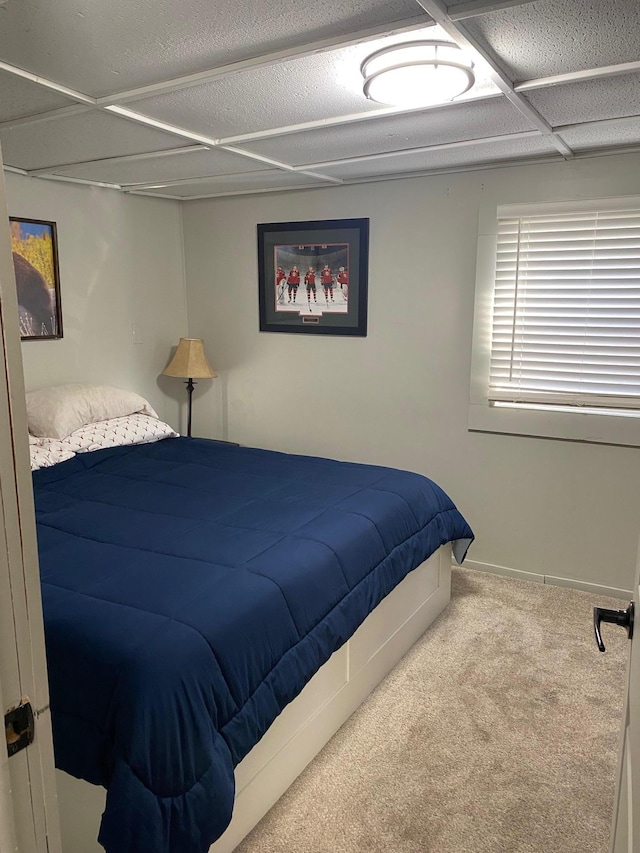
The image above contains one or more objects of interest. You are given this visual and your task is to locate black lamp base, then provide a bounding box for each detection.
[185,378,195,437]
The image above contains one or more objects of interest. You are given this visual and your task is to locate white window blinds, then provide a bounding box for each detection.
[490,205,640,410]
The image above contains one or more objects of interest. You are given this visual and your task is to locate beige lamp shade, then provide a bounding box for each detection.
[162,338,217,379]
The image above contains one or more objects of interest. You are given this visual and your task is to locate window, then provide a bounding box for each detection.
[469,197,640,447]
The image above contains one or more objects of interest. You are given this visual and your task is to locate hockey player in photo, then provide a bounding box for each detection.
[321,264,334,302]
[304,267,317,306]
[336,266,348,301]
[287,265,300,303]
[276,266,286,303]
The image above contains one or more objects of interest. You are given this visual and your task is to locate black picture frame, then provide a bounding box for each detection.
[10,217,63,341]
[258,218,369,336]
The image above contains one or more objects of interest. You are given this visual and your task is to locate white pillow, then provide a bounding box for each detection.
[29,438,76,471]
[26,384,158,439]
[60,413,178,454]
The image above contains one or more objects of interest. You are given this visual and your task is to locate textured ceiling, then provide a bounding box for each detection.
[1,0,639,200]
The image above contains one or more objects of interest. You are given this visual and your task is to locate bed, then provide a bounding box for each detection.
[27,385,473,853]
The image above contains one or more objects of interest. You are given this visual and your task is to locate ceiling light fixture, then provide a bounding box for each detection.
[361,40,475,108]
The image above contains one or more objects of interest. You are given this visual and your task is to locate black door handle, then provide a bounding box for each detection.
[593,601,634,652]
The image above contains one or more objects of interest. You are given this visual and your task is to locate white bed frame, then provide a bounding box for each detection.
[55,544,452,852]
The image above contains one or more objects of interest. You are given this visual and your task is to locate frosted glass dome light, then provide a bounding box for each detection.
[361,40,475,107]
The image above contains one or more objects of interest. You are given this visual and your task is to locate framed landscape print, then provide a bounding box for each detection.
[10,217,63,340]
[258,218,369,336]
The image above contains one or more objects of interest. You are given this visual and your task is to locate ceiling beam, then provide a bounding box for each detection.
[121,172,270,190]
[26,146,206,177]
[218,93,502,146]
[37,174,122,190]
[215,146,297,173]
[555,115,640,134]
[124,189,190,200]
[219,145,344,183]
[120,168,340,191]
[121,174,268,191]
[301,129,542,169]
[128,182,331,201]
[104,106,221,146]
[297,169,344,184]
[344,151,562,183]
[415,0,574,158]
[0,60,96,105]
[516,60,640,92]
[0,105,93,132]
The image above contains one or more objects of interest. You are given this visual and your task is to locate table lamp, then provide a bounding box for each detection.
[162,338,217,437]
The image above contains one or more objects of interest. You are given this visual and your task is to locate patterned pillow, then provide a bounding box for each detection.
[61,413,178,453]
[26,384,158,439]
[29,438,76,471]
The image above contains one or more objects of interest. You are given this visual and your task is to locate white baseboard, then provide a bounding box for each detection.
[458,558,632,600]
[544,573,632,600]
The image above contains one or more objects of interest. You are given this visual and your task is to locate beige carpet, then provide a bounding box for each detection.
[235,567,629,853]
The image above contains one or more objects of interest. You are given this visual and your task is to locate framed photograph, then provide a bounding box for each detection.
[258,218,369,336]
[10,217,63,340]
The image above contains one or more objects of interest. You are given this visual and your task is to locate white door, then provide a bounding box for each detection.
[598,537,640,853]
[0,147,61,851]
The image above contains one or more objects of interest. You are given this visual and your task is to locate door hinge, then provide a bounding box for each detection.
[4,698,34,757]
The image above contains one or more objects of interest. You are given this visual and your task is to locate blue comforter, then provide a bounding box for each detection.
[33,438,473,852]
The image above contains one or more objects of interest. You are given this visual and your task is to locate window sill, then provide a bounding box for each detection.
[468,401,640,448]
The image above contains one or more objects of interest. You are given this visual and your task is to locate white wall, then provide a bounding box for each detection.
[182,152,640,594]
[6,173,188,427]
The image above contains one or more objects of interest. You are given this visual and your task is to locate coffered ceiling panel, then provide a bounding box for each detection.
[129,55,384,142]
[557,118,640,152]
[138,170,326,198]
[463,0,640,83]
[524,73,640,128]
[0,0,429,98]
[0,0,639,199]
[126,26,467,141]
[0,72,76,122]
[50,148,270,185]
[317,136,559,180]
[0,111,188,171]
[233,97,536,167]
